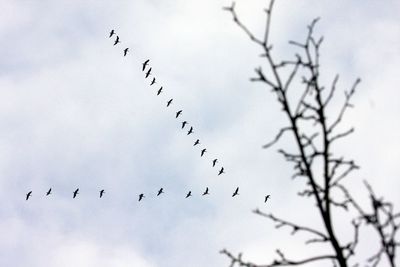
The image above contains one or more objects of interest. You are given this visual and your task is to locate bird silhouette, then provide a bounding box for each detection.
[264,195,270,203]
[185,191,192,198]
[157,188,164,196]
[157,87,163,95]
[145,68,152,78]
[187,126,193,135]
[26,191,32,200]
[113,36,120,45]
[100,189,105,198]
[232,187,239,197]
[181,121,188,129]
[212,159,218,167]
[193,139,200,146]
[218,167,225,175]
[142,59,150,71]
[150,77,156,86]
[167,99,173,107]
[176,110,182,118]
[123,48,129,56]
[201,148,207,157]
[109,29,115,38]
[46,188,52,196]
[202,187,209,196]
[139,193,145,201]
[73,188,79,198]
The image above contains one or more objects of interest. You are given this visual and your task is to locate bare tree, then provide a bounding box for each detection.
[220,1,399,267]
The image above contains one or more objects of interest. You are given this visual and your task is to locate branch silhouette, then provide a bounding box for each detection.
[222,1,398,267]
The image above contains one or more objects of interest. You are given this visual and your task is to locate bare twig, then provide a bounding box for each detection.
[254,209,328,241]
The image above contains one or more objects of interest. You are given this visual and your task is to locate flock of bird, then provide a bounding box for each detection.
[24,29,271,204]
[109,29,226,176]
[25,187,271,203]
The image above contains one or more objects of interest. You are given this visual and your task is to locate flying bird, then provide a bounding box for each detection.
[185,191,192,198]
[202,187,209,196]
[142,59,150,71]
[187,126,193,135]
[157,188,164,196]
[167,99,173,107]
[218,167,225,175]
[181,121,188,129]
[73,188,79,198]
[123,48,129,56]
[176,110,182,118]
[193,139,200,146]
[145,68,152,78]
[46,188,52,196]
[109,29,115,38]
[264,195,271,203]
[212,159,218,167]
[100,189,105,198]
[139,193,145,201]
[157,87,163,95]
[201,148,207,157]
[113,36,120,45]
[26,191,32,201]
[232,187,239,197]
[150,77,156,86]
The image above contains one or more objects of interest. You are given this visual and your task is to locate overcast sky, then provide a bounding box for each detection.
[0,0,399,266]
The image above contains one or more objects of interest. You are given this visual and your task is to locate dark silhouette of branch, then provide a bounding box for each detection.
[221,248,335,267]
[222,1,398,267]
[253,209,329,242]
[263,127,292,149]
[338,182,399,267]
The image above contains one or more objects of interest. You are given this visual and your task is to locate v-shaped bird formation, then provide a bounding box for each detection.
[23,29,272,204]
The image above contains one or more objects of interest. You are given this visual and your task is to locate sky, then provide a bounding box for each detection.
[0,0,399,266]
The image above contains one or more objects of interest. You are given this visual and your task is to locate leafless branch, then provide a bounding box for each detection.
[254,209,328,241]
[221,248,336,267]
[263,127,292,149]
[223,1,398,267]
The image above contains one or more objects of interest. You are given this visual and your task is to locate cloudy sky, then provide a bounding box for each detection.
[0,0,399,266]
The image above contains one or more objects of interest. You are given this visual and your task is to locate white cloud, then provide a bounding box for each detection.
[0,0,399,266]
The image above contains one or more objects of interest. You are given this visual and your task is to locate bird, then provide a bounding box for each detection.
[142,59,150,71]
[139,193,145,201]
[157,87,163,95]
[145,68,152,78]
[218,167,225,175]
[157,188,164,196]
[73,188,79,198]
[150,77,156,86]
[26,191,32,201]
[181,121,188,129]
[123,48,129,56]
[193,139,200,146]
[113,36,120,45]
[201,148,207,157]
[176,110,183,118]
[167,99,173,107]
[212,159,218,167]
[100,189,105,198]
[202,187,209,196]
[232,187,239,197]
[109,29,115,38]
[187,126,193,135]
[185,191,192,198]
[264,195,271,203]
[46,188,52,196]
